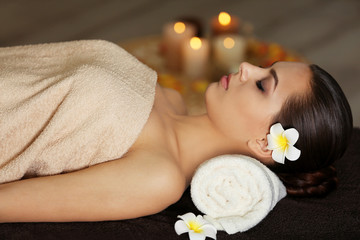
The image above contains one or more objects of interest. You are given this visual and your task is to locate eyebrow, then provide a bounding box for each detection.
[270,61,278,67]
[270,68,279,91]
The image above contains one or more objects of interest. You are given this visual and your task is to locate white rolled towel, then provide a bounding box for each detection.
[190,155,287,234]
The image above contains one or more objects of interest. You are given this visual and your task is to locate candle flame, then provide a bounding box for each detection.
[190,37,202,50]
[218,12,231,26]
[223,37,235,49]
[174,22,186,34]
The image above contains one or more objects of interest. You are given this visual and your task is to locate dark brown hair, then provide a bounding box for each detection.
[270,64,353,197]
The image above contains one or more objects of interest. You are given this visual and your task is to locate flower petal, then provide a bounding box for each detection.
[195,215,209,226]
[285,145,301,161]
[270,123,284,136]
[189,232,206,240]
[266,134,278,150]
[201,224,217,239]
[175,220,190,235]
[284,128,299,145]
[272,148,286,164]
[178,213,196,223]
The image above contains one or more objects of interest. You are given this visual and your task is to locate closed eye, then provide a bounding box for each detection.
[256,80,265,92]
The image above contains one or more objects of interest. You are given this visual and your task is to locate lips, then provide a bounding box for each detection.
[220,75,230,90]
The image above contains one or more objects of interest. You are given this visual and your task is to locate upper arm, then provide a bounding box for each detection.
[0,153,186,222]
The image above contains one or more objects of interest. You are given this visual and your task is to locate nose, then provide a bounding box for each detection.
[238,62,253,83]
[238,62,263,83]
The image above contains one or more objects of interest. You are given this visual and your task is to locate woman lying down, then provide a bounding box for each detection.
[0,40,353,223]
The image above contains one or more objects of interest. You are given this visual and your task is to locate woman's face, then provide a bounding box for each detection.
[205,61,311,144]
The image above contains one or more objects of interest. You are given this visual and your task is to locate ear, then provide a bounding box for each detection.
[247,138,273,164]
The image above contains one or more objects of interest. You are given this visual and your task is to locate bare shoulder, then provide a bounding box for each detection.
[132,148,185,185]
[157,84,187,114]
[123,148,187,202]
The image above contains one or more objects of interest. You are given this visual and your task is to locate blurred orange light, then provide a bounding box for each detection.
[223,37,235,49]
[218,12,231,26]
[190,37,202,50]
[174,22,186,34]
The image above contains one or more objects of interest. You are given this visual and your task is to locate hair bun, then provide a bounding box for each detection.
[277,165,338,197]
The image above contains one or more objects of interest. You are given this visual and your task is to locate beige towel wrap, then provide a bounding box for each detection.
[0,40,157,184]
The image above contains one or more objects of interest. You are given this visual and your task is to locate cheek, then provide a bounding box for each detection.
[205,87,243,139]
[205,84,278,141]
[227,90,277,137]
[206,89,255,141]
[233,98,264,133]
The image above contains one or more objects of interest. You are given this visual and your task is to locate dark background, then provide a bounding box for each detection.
[1,0,359,126]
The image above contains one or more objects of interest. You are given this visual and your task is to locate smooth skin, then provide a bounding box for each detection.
[0,61,311,222]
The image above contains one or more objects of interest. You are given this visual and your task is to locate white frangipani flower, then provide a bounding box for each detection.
[267,123,301,164]
[174,213,217,240]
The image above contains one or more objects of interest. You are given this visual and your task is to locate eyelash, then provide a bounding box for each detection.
[256,80,265,92]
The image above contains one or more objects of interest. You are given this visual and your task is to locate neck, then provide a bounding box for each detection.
[172,114,250,181]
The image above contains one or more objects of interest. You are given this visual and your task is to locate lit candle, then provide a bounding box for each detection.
[162,21,196,71]
[212,34,247,72]
[211,12,239,36]
[183,37,209,79]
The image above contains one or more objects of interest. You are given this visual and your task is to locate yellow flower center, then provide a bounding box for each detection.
[276,135,289,151]
[188,221,203,233]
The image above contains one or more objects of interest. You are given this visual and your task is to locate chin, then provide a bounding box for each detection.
[204,83,214,109]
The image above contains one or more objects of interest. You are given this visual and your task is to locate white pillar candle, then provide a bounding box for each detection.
[183,37,209,79]
[212,34,247,72]
[162,21,196,72]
